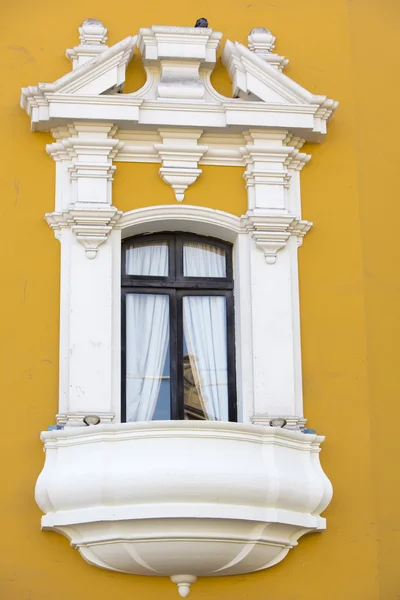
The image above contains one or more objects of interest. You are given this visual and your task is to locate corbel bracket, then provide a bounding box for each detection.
[242,213,312,264]
[45,208,122,259]
[155,130,207,201]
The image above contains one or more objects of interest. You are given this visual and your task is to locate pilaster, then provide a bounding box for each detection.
[46,123,122,426]
[240,130,311,427]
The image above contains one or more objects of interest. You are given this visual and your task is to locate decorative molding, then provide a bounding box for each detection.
[36,421,332,597]
[247,28,289,72]
[137,26,222,101]
[222,39,337,135]
[46,208,122,258]
[118,204,241,240]
[66,19,109,69]
[21,24,337,141]
[20,21,337,594]
[56,411,115,427]
[171,575,197,598]
[242,212,312,264]
[21,38,135,114]
[154,130,207,201]
[251,414,308,430]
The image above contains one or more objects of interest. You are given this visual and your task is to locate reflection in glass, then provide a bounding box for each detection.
[126,241,168,276]
[183,296,228,421]
[152,345,171,420]
[126,294,169,421]
[183,242,226,278]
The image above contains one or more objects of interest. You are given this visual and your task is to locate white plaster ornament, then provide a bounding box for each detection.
[21,20,338,598]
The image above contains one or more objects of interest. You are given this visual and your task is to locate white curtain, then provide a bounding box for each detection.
[183,296,228,421]
[126,243,170,422]
[183,242,229,421]
[126,293,169,421]
[183,242,226,277]
[126,242,168,276]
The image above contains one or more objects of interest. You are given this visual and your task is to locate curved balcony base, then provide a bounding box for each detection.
[36,421,332,595]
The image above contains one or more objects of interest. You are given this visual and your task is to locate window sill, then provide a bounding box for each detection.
[36,420,332,596]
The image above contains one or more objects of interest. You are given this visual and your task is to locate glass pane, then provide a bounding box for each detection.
[126,294,170,422]
[152,345,171,420]
[182,296,229,421]
[126,241,168,276]
[183,242,226,278]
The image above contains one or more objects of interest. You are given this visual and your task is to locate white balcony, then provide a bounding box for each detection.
[36,420,332,596]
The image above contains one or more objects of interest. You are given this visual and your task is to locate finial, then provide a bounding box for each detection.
[171,575,197,597]
[248,27,275,54]
[79,18,108,45]
[195,18,209,28]
[66,19,109,69]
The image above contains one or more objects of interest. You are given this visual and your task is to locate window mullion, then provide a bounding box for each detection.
[169,289,178,420]
[176,291,184,420]
[226,292,237,422]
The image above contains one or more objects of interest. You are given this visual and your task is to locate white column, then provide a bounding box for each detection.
[46,123,122,427]
[240,131,310,429]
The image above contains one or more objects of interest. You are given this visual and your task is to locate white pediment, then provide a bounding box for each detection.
[21,21,337,141]
[222,40,316,104]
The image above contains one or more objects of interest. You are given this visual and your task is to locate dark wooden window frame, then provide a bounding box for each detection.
[121,232,237,422]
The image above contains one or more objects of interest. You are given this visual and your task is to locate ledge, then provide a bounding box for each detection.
[36,421,332,596]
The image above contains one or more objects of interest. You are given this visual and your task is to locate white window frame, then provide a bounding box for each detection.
[21,21,337,429]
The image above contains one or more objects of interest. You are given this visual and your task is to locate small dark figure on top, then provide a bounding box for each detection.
[195,18,209,28]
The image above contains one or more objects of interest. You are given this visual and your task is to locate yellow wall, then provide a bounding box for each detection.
[1,1,399,598]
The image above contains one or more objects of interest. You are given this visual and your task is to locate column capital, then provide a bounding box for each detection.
[241,211,312,264]
[46,124,122,222]
[46,207,122,259]
[240,134,310,212]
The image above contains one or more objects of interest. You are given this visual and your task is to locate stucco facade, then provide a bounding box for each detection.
[1,1,399,599]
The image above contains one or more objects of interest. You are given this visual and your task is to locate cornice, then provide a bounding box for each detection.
[21,94,335,136]
[20,23,337,140]
[40,419,325,448]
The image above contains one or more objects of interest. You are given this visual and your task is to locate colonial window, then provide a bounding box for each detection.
[24,20,337,598]
[121,233,237,422]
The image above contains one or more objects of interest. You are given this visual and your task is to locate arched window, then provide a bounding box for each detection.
[121,232,237,422]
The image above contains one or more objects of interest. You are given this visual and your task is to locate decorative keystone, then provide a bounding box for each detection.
[158,166,203,202]
[155,130,207,201]
[247,27,289,71]
[170,575,197,598]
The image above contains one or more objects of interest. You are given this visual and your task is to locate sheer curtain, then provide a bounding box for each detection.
[183,242,229,421]
[126,294,169,421]
[183,242,226,277]
[126,241,168,276]
[125,242,169,422]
